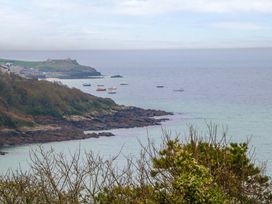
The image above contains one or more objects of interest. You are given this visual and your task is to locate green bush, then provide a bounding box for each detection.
[0,126,271,203]
[0,72,116,128]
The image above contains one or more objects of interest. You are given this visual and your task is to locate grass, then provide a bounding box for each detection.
[0,59,40,68]
[0,58,95,71]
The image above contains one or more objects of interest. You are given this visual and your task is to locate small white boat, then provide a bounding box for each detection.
[83,83,91,86]
[173,88,184,92]
[108,87,117,91]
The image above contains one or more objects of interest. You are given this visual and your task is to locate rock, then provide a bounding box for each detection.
[0,106,172,148]
[97,132,115,137]
[110,75,123,78]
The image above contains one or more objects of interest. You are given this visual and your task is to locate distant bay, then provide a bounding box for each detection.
[0,48,271,175]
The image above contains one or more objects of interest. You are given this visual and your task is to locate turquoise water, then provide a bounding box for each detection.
[0,49,271,174]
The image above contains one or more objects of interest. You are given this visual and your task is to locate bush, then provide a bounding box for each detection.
[0,126,271,203]
[0,72,116,128]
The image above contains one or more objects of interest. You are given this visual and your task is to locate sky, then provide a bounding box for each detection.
[0,0,272,50]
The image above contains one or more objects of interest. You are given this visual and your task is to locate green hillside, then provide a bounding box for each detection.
[0,58,92,70]
[0,71,114,128]
[0,58,101,78]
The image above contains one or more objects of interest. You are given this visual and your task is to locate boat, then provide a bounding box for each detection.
[82,83,91,86]
[97,84,104,87]
[108,87,117,91]
[120,83,128,86]
[108,91,117,94]
[96,88,106,91]
[173,89,184,92]
[156,85,164,88]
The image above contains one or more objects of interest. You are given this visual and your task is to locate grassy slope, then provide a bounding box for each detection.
[0,59,39,68]
[0,72,115,128]
[0,58,98,72]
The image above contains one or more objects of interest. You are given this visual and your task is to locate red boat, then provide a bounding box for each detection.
[96,88,106,91]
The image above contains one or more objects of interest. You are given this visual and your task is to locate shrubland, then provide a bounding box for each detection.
[0,72,115,128]
[0,125,271,203]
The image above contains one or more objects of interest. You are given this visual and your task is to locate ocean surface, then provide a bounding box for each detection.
[0,48,272,175]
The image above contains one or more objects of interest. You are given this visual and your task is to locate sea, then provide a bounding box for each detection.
[0,48,272,175]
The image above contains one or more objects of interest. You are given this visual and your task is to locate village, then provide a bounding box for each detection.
[0,58,101,79]
[0,62,46,79]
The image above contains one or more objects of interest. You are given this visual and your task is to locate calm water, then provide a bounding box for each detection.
[0,49,272,174]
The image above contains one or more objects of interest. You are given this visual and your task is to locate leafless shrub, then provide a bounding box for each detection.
[0,124,271,203]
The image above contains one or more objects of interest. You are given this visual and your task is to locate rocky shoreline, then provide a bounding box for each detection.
[0,106,172,151]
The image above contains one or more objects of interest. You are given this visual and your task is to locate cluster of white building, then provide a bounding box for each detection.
[0,63,11,73]
[0,62,46,79]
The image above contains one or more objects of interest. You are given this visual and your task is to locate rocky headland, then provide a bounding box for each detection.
[0,106,170,147]
[0,71,172,150]
[0,58,101,79]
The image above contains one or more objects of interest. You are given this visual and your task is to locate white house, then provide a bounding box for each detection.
[5,62,13,67]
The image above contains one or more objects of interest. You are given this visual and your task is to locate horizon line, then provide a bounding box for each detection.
[1,47,272,52]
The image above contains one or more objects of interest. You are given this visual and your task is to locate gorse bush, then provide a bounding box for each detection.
[0,126,271,203]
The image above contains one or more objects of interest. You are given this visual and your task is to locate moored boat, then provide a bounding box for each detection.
[156,85,164,88]
[83,83,91,86]
[108,91,117,94]
[108,86,117,91]
[173,88,184,92]
[96,88,106,91]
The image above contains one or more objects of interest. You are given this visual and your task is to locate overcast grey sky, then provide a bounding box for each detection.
[1,0,272,50]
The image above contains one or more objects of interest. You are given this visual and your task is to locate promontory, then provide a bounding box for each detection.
[0,70,171,149]
[0,58,101,79]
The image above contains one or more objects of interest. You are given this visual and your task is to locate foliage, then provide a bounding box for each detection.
[0,126,271,203]
[0,58,95,72]
[0,72,115,128]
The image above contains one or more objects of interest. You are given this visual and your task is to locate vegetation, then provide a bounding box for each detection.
[0,58,98,72]
[0,71,115,128]
[0,126,271,203]
[0,58,40,68]
[0,58,101,78]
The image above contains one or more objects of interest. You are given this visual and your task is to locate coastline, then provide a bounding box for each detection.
[0,106,172,152]
[0,65,172,155]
